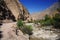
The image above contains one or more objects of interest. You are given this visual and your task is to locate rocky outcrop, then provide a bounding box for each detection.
[0,0,30,23]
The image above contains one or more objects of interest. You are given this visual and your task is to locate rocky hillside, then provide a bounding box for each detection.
[31,2,60,20]
[0,0,31,23]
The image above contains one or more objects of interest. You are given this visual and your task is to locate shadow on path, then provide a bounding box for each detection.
[0,31,3,40]
[0,24,3,40]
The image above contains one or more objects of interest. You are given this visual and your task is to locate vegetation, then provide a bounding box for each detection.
[39,15,53,26]
[17,20,33,35]
[28,18,33,23]
[17,20,24,28]
[39,8,60,29]
[53,13,60,29]
[22,25,33,35]
[34,20,40,24]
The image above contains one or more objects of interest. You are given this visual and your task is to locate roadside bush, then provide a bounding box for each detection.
[22,25,33,35]
[17,20,33,35]
[17,20,24,28]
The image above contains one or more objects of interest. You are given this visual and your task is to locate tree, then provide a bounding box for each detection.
[45,14,50,21]
[39,14,53,26]
[39,8,60,29]
[53,13,60,29]
[52,8,60,29]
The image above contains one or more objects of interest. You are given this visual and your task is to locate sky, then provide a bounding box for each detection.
[19,0,58,14]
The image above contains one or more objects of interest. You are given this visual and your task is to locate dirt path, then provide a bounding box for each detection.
[0,22,29,40]
[0,22,17,40]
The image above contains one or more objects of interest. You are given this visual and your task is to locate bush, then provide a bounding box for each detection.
[17,20,24,28]
[52,8,60,29]
[42,20,52,26]
[53,13,60,29]
[17,20,33,35]
[34,20,39,24]
[22,25,33,35]
[45,15,50,21]
[39,15,53,26]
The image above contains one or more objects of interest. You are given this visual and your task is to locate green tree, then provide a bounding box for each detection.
[53,13,60,29]
[39,8,60,29]
[39,14,53,26]
[45,15,50,21]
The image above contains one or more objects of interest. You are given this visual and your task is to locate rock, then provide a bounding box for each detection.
[24,34,29,40]
[30,29,58,40]
[0,0,31,23]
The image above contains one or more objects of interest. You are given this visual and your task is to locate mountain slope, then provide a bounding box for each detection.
[31,2,60,20]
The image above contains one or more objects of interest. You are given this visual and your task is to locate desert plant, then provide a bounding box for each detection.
[22,25,33,35]
[17,20,33,35]
[53,13,60,29]
[17,20,24,28]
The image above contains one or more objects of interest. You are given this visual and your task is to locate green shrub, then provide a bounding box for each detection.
[53,13,60,29]
[17,20,24,28]
[17,20,33,35]
[52,8,60,29]
[22,25,33,35]
[45,15,50,21]
[39,15,53,26]
[43,19,53,26]
[57,8,60,12]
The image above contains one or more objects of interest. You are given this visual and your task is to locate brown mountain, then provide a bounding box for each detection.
[0,0,31,23]
[31,2,60,20]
